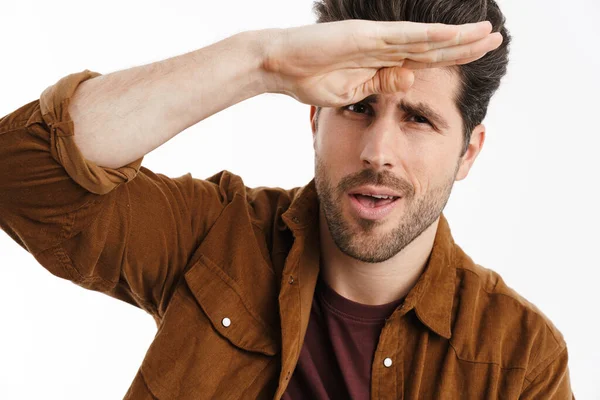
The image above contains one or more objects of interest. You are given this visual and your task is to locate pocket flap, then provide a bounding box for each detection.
[183,254,279,356]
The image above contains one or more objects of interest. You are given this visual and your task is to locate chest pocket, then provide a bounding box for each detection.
[184,254,279,355]
[139,255,281,400]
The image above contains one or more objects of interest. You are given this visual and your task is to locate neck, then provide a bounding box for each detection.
[318,211,440,306]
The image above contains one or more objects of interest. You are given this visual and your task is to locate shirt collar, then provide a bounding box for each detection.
[402,214,456,339]
[283,178,456,339]
[281,179,319,232]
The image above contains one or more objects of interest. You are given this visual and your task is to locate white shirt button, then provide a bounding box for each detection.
[383,357,393,368]
[221,317,231,328]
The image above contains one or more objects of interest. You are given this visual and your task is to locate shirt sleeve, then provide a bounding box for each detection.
[0,69,228,321]
[520,347,575,399]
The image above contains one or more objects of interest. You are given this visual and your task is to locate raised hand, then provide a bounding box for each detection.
[260,19,503,106]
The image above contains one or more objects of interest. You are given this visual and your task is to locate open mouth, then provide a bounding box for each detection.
[348,193,402,221]
[350,193,401,208]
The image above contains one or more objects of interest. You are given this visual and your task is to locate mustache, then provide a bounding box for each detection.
[338,169,414,198]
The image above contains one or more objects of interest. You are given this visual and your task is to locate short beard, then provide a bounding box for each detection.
[314,156,459,263]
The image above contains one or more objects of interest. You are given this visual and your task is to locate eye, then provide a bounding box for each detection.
[343,102,372,115]
[408,114,432,126]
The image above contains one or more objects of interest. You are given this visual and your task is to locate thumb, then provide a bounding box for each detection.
[362,67,415,96]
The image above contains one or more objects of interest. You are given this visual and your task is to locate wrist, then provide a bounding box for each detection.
[246,28,286,95]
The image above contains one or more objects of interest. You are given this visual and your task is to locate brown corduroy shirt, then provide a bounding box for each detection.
[0,70,574,399]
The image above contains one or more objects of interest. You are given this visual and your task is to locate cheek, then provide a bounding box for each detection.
[403,152,451,196]
[317,113,360,149]
[316,129,357,166]
[405,136,460,185]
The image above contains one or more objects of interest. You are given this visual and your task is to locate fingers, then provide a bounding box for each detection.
[367,20,502,70]
[382,20,492,45]
[401,54,482,70]
[378,67,415,93]
[399,29,495,53]
[354,67,415,100]
[399,32,503,69]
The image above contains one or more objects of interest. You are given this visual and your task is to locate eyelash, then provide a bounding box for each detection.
[343,103,433,127]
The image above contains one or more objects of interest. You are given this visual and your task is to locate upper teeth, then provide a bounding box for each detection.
[362,194,395,199]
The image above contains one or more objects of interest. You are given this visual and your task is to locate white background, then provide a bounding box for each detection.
[1,0,598,398]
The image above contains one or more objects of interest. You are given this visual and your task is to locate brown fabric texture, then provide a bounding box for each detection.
[0,70,574,399]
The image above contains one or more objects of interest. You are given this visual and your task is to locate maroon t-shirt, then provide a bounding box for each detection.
[283,275,404,399]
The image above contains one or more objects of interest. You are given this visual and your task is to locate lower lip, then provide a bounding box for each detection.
[348,194,401,221]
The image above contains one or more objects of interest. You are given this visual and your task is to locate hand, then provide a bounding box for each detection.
[260,19,503,107]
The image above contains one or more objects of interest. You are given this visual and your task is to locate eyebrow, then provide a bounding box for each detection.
[361,94,450,131]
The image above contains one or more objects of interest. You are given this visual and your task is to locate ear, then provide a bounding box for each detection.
[310,106,317,135]
[456,124,485,182]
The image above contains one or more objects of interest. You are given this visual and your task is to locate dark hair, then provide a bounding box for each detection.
[312,0,511,156]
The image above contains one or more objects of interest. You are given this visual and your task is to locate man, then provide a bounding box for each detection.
[0,0,573,399]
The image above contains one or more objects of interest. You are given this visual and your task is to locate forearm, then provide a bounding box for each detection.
[68,29,274,169]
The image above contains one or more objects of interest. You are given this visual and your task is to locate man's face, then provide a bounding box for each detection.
[311,68,483,263]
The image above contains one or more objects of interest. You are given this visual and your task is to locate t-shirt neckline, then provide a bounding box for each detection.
[316,275,405,322]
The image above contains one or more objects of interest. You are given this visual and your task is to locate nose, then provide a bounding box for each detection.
[360,118,398,171]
